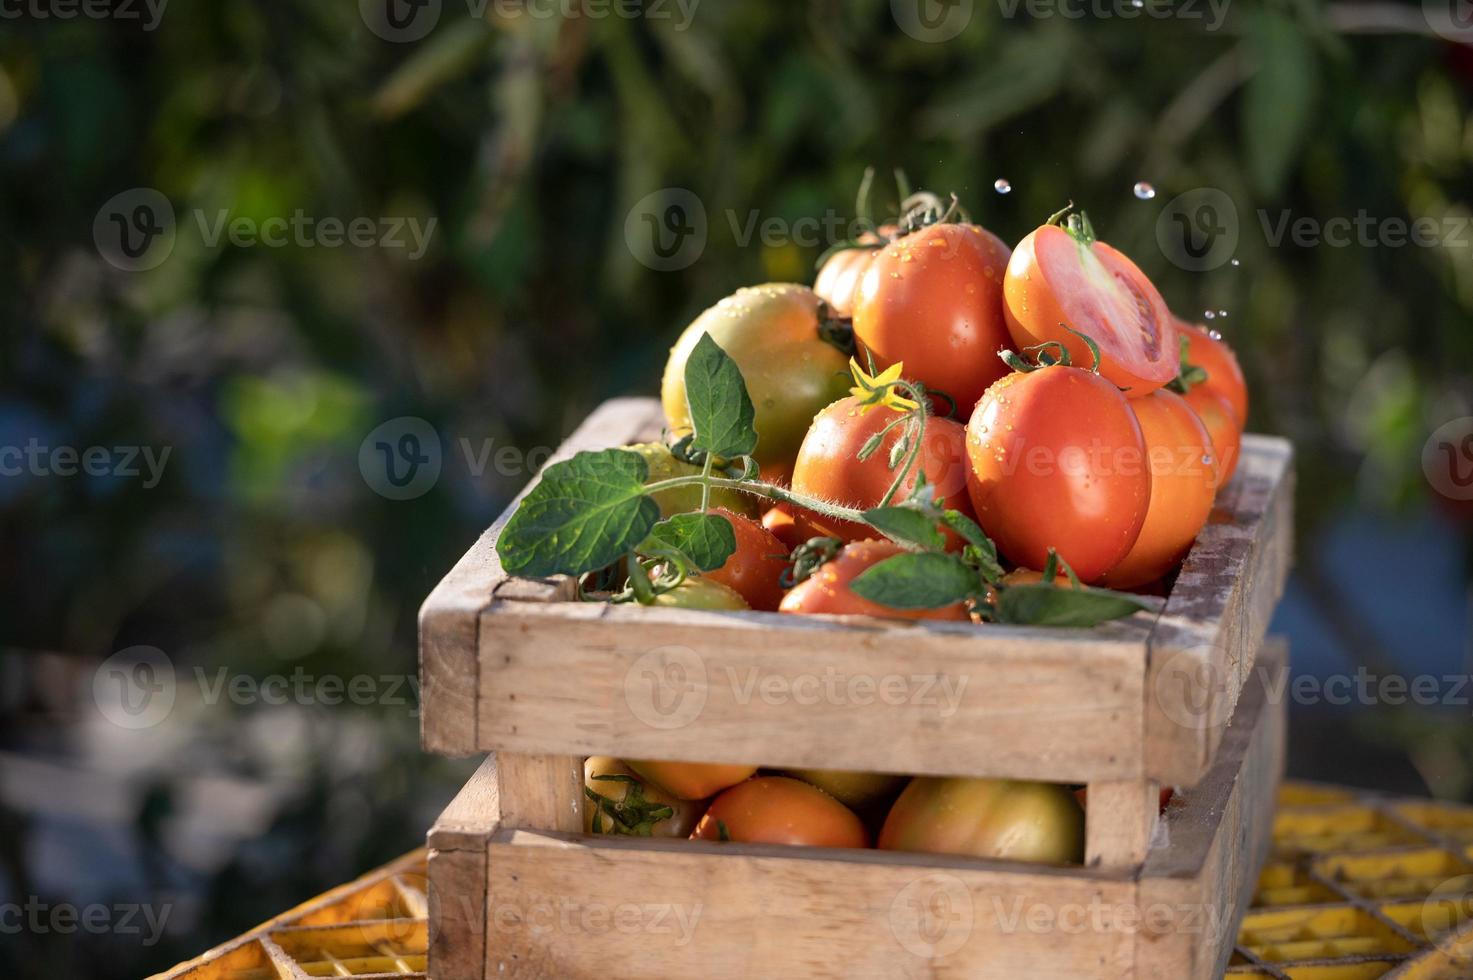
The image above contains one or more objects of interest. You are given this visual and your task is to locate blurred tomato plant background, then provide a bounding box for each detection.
[1,1,1470,976]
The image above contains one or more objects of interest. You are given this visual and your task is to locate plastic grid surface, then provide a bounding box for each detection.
[154,785,1473,979]
[1228,784,1473,979]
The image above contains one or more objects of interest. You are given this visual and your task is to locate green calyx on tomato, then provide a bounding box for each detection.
[496,317,1152,628]
[583,759,691,838]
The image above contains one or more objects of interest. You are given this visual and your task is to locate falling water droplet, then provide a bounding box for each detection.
[1203,310,1216,320]
[1230,258,1241,267]
[1217,309,1229,318]
[994,178,1012,194]
[1133,181,1156,200]
[1208,330,1223,341]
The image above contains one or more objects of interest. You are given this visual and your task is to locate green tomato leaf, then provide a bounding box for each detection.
[684,332,758,459]
[641,512,736,572]
[862,505,945,551]
[498,448,661,577]
[994,583,1152,628]
[849,552,977,610]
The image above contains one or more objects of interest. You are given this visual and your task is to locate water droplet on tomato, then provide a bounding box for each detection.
[994,178,1012,194]
[1201,454,1213,466]
[1133,181,1156,200]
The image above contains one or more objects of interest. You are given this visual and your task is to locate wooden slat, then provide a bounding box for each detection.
[434,641,1286,980]
[484,831,1137,979]
[1144,435,1294,787]
[478,601,1151,783]
[419,398,664,756]
[1136,639,1287,979]
[427,756,499,980]
[1086,779,1160,871]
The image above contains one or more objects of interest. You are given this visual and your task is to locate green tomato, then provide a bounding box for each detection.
[878,777,1084,865]
[661,284,851,473]
[649,577,750,610]
[785,769,908,811]
[583,757,706,837]
[626,443,758,519]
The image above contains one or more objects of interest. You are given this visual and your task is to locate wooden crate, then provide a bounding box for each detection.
[427,640,1287,979]
[420,397,1292,866]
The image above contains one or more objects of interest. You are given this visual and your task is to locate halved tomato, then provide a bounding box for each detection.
[1004,211,1177,397]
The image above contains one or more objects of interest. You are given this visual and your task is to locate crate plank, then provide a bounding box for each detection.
[431,642,1286,980]
[424,397,1292,790]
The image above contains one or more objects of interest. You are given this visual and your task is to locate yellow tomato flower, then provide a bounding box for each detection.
[848,358,920,414]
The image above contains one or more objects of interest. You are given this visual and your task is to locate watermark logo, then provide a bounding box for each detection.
[93,645,176,730]
[891,0,974,42]
[624,645,707,729]
[359,416,442,500]
[94,188,176,272]
[1424,418,1473,503]
[890,873,973,959]
[1152,647,1233,732]
[1156,188,1238,271]
[360,0,441,41]
[1423,0,1473,43]
[625,187,707,271]
[1422,875,1473,960]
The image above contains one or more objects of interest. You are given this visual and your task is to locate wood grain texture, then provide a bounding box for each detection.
[1086,780,1161,872]
[423,398,1292,791]
[418,398,662,756]
[1144,434,1294,787]
[429,644,1286,980]
[480,600,1149,783]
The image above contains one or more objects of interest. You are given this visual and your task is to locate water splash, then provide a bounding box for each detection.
[1133,181,1156,200]
[994,178,1012,194]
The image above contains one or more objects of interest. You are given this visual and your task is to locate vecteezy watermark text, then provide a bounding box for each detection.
[0,898,172,946]
[0,0,167,30]
[0,440,170,487]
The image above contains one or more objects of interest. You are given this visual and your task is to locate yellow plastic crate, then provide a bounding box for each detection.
[154,785,1473,979]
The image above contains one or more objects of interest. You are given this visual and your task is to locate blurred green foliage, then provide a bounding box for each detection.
[1,1,1471,976]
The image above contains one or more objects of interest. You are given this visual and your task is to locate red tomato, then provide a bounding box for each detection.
[964,367,1151,582]
[705,507,790,611]
[1098,390,1217,590]
[813,226,895,317]
[691,776,869,848]
[1183,384,1241,487]
[625,760,758,801]
[879,777,1084,864]
[852,223,1014,411]
[790,396,975,546]
[779,539,970,622]
[1004,216,1178,397]
[1179,320,1248,425]
[760,502,802,551]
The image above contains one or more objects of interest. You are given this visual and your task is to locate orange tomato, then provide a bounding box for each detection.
[1183,383,1241,487]
[790,396,974,546]
[760,502,802,551]
[852,223,1014,411]
[1179,320,1248,425]
[691,776,869,848]
[1004,218,1177,398]
[778,538,971,622]
[1099,389,1217,590]
[704,507,790,611]
[813,226,895,316]
[625,760,757,801]
[964,366,1151,582]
